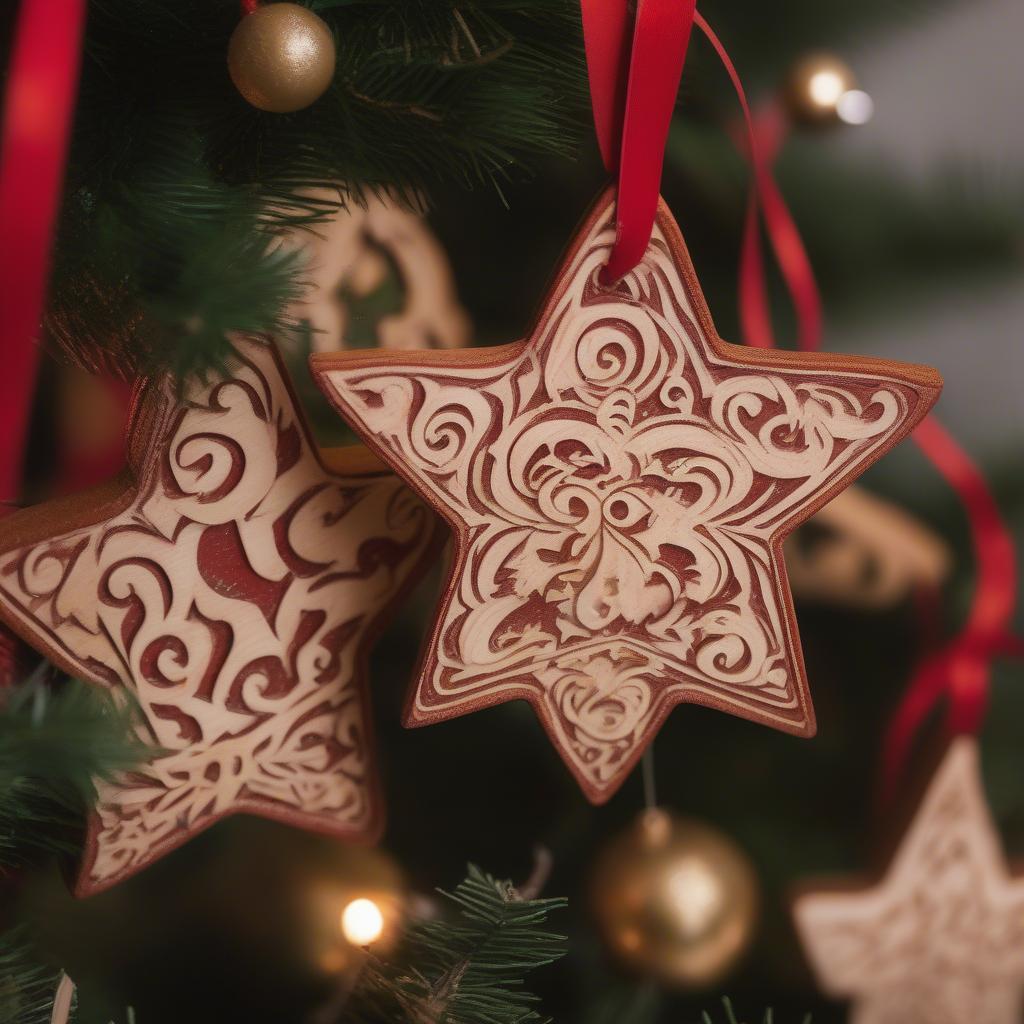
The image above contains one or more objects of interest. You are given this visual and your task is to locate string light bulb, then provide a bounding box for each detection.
[784,53,873,127]
[341,897,385,946]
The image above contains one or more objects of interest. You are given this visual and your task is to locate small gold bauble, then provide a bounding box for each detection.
[590,809,759,988]
[228,3,335,113]
[783,53,858,126]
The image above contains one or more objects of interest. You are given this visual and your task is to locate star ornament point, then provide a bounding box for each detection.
[0,338,442,894]
[793,737,1024,1024]
[312,190,942,803]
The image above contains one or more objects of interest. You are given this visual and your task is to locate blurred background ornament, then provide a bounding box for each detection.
[281,190,472,446]
[284,191,471,355]
[228,3,335,113]
[590,809,759,989]
[785,485,952,608]
[783,52,874,127]
[793,738,1024,1024]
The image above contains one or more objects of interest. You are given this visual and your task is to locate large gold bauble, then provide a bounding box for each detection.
[590,809,759,988]
[228,3,335,113]
[783,53,858,126]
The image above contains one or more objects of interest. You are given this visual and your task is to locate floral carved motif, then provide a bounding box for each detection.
[313,191,942,801]
[0,338,440,893]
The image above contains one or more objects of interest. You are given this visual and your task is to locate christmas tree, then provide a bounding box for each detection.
[1,1,1021,1022]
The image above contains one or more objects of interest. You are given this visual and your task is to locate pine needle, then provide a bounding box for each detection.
[701,999,812,1024]
[45,0,587,380]
[0,931,75,1024]
[344,864,567,1024]
[0,674,146,870]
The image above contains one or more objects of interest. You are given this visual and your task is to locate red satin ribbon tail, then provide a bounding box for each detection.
[880,417,1018,799]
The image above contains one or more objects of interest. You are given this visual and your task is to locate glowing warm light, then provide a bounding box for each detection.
[666,857,724,936]
[807,69,846,109]
[837,89,875,126]
[341,897,385,945]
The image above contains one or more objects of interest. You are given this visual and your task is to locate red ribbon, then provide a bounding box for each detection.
[879,417,1020,800]
[0,0,86,504]
[697,10,1020,797]
[581,0,697,283]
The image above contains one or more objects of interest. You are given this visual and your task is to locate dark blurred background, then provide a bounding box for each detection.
[6,0,1024,1021]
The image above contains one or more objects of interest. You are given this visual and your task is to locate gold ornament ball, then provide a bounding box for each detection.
[228,3,335,113]
[784,53,860,126]
[590,809,759,988]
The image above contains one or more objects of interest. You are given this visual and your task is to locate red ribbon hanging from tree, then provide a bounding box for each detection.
[690,12,1020,799]
[581,0,1019,799]
[880,417,1021,800]
[0,0,87,504]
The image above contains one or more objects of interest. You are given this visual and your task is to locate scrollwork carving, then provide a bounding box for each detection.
[0,338,439,893]
[314,190,942,801]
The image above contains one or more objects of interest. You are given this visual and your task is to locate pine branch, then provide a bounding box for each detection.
[0,672,146,870]
[701,999,812,1024]
[41,0,587,380]
[343,865,567,1024]
[0,930,75,1024]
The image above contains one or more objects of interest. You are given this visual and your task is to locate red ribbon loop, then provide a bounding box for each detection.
[582,0,696,283]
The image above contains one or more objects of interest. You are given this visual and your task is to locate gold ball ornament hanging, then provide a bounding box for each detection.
[228,3,336,113]
[590,809,759,988]
[783,53,873,127]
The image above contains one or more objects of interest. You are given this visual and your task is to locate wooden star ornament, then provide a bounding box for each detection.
[0,337,442,895]
[312,190,942,802]
[793,737,1024,1024]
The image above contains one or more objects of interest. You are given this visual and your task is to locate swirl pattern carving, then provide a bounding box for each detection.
[313,192,941,802]
[794,739,1024,1024]
[0,338,438,894]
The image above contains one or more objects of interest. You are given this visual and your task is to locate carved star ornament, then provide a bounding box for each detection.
[0,338,443,895]
[312,189,943,803]
[793,738,1024,1024]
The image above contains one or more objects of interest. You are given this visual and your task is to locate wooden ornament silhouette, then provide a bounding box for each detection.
[793,738,1024,1024]
[785,484,951,608]
[312,190,942,802]
[283,190,471,354]
[0,338,442,894]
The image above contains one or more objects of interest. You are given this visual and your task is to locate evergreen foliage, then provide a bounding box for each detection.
[700,999,811,1024]
[343,865,567,1023]
[43,0,587,381]
[0,672,145,870]
[0,931,74,1024]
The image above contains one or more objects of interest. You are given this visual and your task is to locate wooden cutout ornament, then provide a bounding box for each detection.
[793,737,1024,1024]
[0,337,442,895]
[785,484,952,609]
[283,190,471,355]
[312,189,942,803]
